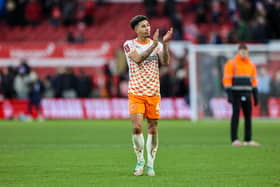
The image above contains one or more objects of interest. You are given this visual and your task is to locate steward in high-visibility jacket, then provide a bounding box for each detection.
[222,44,260,146]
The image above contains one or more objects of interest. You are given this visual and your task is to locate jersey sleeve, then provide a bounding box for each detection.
[123,40,136,56]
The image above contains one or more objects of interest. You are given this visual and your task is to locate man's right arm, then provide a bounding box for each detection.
[223,60,233,89]
[124,29,159,64]
[223,60,233,103]
[128,43,158,64]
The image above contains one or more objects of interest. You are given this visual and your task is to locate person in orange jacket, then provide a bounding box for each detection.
[223,44,260,146]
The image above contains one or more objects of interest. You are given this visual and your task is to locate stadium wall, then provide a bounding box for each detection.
[1,98,280,120]
[0,98,191,119]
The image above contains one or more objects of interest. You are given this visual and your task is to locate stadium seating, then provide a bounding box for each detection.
[0,2,198,43]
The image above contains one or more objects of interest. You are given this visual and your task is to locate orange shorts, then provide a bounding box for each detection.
[128,93,160,119]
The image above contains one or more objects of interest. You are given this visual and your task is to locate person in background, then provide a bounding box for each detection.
[77,69,92,98]
[14,67,30,99]
[257,67,271,116]
[1,66,16,98]
[271,71,280,97]
[223,44,260,146]
[27,71,45,121]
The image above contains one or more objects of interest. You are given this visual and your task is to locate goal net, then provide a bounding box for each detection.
[184,43,280,121]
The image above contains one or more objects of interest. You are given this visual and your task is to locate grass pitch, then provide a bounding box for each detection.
[0,119,279,187]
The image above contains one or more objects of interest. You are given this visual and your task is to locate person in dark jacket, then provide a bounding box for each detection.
[28,71,45,120]
[1,66,16,98]
[77,69,92,98]
[223,44,260,146]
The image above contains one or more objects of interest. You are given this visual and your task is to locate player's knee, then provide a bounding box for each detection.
[133,127,142,134]
[148,126,157,134]
[147,120,158,134]
[131,115,143,134]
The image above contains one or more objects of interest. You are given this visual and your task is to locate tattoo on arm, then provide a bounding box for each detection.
[161,43,170,65]
[137,43,158,64]
[140,55,146,62]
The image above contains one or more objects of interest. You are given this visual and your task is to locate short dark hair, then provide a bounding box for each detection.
[130,15,148,29]
[238,43,248,50]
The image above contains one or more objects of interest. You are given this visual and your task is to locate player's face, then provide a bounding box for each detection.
[135,20,151,38]
[238,49,249,59]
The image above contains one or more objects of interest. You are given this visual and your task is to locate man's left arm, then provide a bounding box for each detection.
[252,64,259,106]
[159,43,170,66]
[159,28,173,66]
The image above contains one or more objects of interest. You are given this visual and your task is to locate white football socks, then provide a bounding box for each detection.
[146,133,158,168]
[132,133,145,162]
